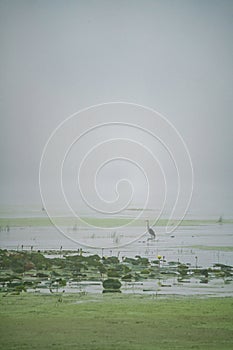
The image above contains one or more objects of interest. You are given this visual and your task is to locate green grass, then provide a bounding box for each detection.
[0,294,233,349]
[0,217,232,228]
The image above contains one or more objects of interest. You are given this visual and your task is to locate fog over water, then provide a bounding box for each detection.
[1,1,233,219]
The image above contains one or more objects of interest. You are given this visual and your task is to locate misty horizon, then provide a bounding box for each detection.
[1,1,233,219]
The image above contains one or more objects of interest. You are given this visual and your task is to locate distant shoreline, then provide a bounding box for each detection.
[0,217,232,228]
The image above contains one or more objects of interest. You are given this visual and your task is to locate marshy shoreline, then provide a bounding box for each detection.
[0,218,233,348]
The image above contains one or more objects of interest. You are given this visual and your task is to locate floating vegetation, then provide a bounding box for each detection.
[0,249,232,295]
[102,278,122,293]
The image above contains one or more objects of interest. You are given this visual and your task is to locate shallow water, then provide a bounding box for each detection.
[30,277,233,297]
[0,223,232,267]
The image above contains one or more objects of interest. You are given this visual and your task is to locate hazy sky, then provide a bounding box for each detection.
[1,0,233,217]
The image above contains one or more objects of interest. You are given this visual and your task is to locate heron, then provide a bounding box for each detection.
[146,220,156,240]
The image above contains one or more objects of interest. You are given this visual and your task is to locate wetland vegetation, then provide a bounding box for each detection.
[0,249,232,295]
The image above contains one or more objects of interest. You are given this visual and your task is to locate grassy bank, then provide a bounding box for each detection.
[0,294,233,349]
